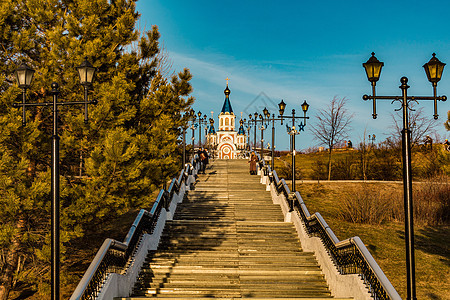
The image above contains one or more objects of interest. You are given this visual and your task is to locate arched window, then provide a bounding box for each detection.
[225,118,229,126]
[232,118,234,127]
[220,118,223,127]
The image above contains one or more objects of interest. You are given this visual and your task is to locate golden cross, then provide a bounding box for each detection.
[226,77,229,85]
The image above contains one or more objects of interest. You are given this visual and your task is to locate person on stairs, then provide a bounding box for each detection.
[200,148,208,174]
[249,152,258,175]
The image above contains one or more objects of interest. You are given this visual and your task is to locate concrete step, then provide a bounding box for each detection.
[132,288,332,298]
[130,160,335,299]
[119,295,353,300]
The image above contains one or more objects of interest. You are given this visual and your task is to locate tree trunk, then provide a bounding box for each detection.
[327,148,332,181]
[0,218,24,300]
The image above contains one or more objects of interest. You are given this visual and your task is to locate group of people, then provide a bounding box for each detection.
[197,148,209,174]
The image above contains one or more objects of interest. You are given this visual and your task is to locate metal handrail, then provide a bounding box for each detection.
[260,160,401,300]
[70,159,197,300]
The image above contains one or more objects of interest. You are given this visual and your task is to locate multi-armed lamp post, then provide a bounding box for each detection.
[362,52,447,300]
[262,107,284,170]
[248,112,258,151]
[13,58,97,300]
[242,118,252,151]
[278,99,309,196]
[181,112,190,167]
[196,111,208,148]
[258,113,267,160]
[189,110,197,160]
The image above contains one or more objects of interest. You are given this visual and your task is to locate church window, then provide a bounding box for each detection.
[225,118,229,126]
[220,119,223,126]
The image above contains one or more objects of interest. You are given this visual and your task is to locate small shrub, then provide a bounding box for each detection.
[338,185,393,224]
[311,160,328,180]
[390,174,449,225]
[414,174,450,225]
[277,160,303,180]
[331,155,358,180]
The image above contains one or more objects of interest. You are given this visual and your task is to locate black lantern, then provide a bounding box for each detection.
[77,57,96,86]
[363,52,384,83]
[263,107,269,118]
[423,53,445,84]
[301,100,309,113]
[14,62,35,88]
[278,99,286,116]
[197,111,202,118]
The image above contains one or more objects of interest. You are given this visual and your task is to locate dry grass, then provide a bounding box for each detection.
[296,181,450,300]
[338,184,393,224]
[334,174,450,226]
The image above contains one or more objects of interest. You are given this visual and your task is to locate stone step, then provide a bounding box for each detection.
[147,251,315,259]
[159,236,300,243]
[133,288,332,298]
[119,298,350,300]
[140,267,324,276]
[131,160,335,299]
[136,275,328,285]
[147,253,314,258]
[165,220,294,226]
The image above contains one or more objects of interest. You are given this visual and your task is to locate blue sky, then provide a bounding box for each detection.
[136,0,450,150]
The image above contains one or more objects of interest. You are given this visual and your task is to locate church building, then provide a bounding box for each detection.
[206,80,247,159]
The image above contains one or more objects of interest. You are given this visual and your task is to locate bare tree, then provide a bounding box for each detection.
[358,127,370,181]
[390,104,438,148]
[310,96,353,180]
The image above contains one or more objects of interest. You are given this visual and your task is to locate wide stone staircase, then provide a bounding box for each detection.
[125,160,351,299]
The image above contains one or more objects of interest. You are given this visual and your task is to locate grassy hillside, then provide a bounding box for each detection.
[273,144,449,180]
[294,182,449,299]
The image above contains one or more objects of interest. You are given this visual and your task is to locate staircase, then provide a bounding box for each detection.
[124,160,351,299]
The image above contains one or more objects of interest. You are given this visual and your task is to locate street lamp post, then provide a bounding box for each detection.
[258,114,266,160]
[190,113,197,160]
[362,52,446,300]
[181,117,187,167]
[197,111,202,148]
[196,112,208,148]
[278,100,309,200]
[244,118,251,151]
[248,112,259,151]
[262,107,283,170]
[12,58,97,300]
[207,117,215,157]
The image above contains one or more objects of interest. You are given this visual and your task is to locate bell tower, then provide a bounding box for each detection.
[217,78,238,159]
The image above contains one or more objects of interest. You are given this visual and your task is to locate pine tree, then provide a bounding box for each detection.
[0,1,194,298]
